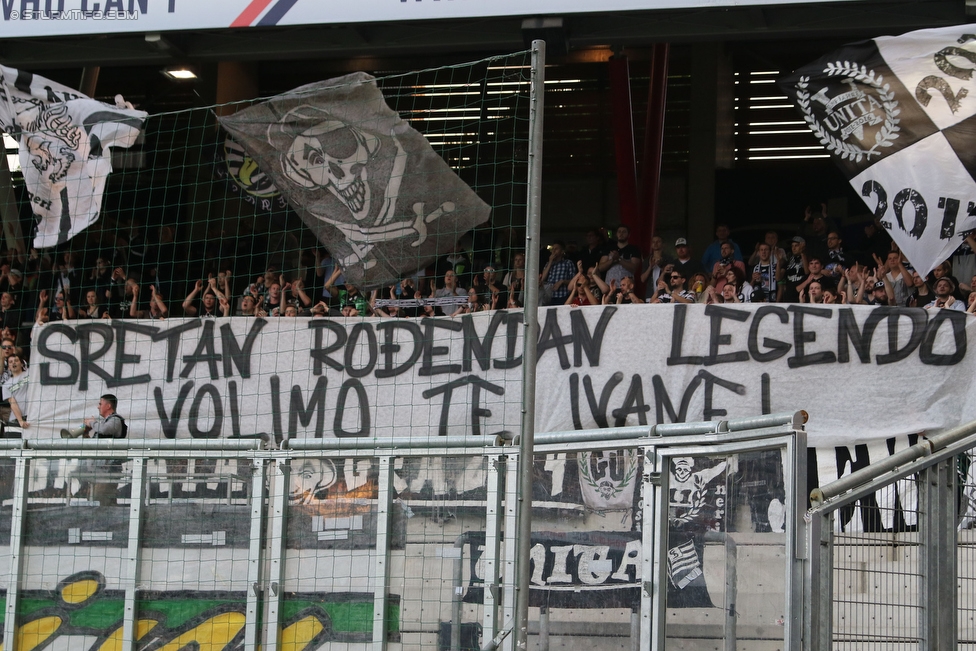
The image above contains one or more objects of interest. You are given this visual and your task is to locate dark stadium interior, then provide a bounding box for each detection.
[2,1,969,247]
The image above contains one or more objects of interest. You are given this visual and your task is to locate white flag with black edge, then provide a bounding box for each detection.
[779,25,976,277]
[0,66,146,249]
[218,72,491,289]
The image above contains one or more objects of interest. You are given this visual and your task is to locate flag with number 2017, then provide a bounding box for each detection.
[779,24,976,276]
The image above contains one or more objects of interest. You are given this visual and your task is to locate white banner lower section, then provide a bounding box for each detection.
[25,304,976,446]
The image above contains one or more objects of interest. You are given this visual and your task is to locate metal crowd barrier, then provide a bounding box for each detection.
[802,419,976,651]
[0,412,807,651]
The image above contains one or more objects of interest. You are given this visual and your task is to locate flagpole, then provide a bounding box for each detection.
[515,38,545,651]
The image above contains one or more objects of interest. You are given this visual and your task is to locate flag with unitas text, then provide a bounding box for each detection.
[0,66,146,248]
[779,24,976,276]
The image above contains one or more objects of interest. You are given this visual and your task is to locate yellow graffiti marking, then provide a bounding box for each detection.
[155,612,246,651]
[239,159,259,186]
[60,579,100,605]
[0,616,63,651]
[96,619,159,651]
[280,615,324,651]
[2,570,340,651]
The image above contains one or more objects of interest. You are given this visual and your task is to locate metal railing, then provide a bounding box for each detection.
[0,412,807,651]
[802,419,976,651]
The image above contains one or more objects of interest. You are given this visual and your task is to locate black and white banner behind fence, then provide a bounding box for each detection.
[779,24,976,277]
[25,304,976,580]
[27,304,976,446]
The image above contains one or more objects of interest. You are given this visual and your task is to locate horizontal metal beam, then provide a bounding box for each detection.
[811,417,976,508]
[523,412,803,446]
[286,436,505,451]
[8,412,802,457]
[27,438,265,451]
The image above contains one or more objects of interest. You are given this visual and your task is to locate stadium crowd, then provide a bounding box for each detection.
[0,202,973,432]
[0,203,974,373]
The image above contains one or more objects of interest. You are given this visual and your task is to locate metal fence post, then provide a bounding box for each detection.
[649,450,669,651]
[802,510,833,651]
[3,456,28,651]
[482,452,506,642]
[918,459,957,651]
[264,456,289,651]
[244,458,267,651]
[372,455,393,651]
[788,431,808,651]
[723,536,737,651]
[640,445,659,651]
[121,457,145,651]
[501,448,519,651]
[514,36,545,651]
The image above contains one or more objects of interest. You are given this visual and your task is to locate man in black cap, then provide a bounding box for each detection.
[864,281,890,306]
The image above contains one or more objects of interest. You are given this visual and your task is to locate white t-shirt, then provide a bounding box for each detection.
[738,282,754,303]
[3,370,28,423]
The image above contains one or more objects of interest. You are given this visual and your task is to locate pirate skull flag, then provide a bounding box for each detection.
[0,66,146,249]
[779,24,976,277]
[219,72,491,287]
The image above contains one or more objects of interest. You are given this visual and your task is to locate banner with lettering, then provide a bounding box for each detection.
[779,24,976,276]
[667,456,728,608]
[462,531,642,608]
[26,304,976,446]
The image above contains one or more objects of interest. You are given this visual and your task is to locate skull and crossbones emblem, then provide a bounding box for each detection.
[283,117,378,221]
[273,105,454,270]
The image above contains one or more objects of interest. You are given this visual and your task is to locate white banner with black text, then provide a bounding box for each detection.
[25,304,976,448]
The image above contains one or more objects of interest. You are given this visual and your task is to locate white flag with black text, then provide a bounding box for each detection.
[0,66,146,248]
[780,24,976,276]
